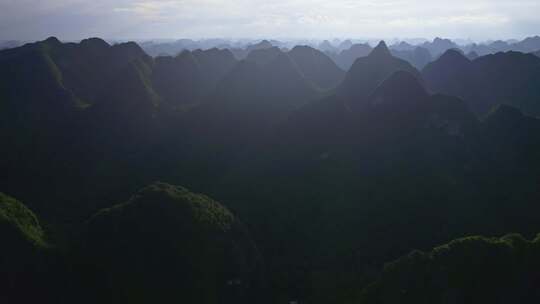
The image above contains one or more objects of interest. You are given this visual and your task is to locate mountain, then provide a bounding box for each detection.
[187,51,320,151]
[3,35,540,304]
[466,50,479,60]
[215,66,484,303]
[512,35,540,53]
[464,40,511,56]
[338,39,353,51]
[339,41,421,105]
[288,45,345,89]
[533,50,540,57]
[480,104,540,172]
[423,49,540,116]
[330,43,373,70]
[318,40,337,53]
[247,45,345,89]
[0,36,153,111]
[358,233,540,304]
[141,39,197,56]
[490,39,512,51]
[226,40,276,60]
[390,41,416,51]
[153,48,237,106]
[182,46,346,161]
[213,55,540,302]
[391,46,433,69]
[246,40,273,52]
[79,182,263,304]
[422,49,476,107]
[245,46,283,66]
[461,37,540,56]
[0,40,23,50]
[421,37,459,56]
[0,193,51,303]
[140,39,240,57]
[0,37,166,221]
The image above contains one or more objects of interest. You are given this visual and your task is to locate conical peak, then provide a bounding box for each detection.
[80,37,110,51]
[291,45,315,53]
[439,48,470,64]
[369,41,391,58]
[44,36,61,45]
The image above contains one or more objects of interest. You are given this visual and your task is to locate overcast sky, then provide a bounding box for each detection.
[1,0,539,41]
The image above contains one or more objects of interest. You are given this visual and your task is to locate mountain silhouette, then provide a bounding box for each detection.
[184,51,321,156]
[391,46,433,69]
[338,39,353,51]
[318,40,337,53]
[390,41,415,51]
[245,46,283,66]
[421,37,459,56]
[339,41,421,106]
[512,35,540,53]
[369,70,429,108]
[153,48,237,106]
[4,35,540,304]
[330,43,373,70]
[423,49,540,115]
[288,45,345,89]
[218,68,490,302]
[246,40,273,52]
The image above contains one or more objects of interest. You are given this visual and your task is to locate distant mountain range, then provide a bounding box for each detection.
[3,36,539,72]
[133,35,540,67]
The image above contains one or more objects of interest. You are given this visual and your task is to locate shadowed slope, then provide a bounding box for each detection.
[81,182,264,304]
[359,233,540,304]
[423,49,540,116]
[288,45,345,89]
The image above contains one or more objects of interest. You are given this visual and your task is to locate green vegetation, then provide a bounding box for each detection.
[2,37,540,303]
[0,192,47,248]
[358,233,540,304]
[80,182,262,304]
[0,193,57,303]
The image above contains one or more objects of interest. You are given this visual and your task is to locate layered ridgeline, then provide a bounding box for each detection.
[215,42,540,303]
[423,49,540,116]
[326,43,373,70]
[136,36,540,68]
[243,45,345,89]
[2,37,540,304]
[0,37,342,221]
[0,37,168,220]
[152,48,238,107]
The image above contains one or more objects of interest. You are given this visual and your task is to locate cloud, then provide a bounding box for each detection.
[0,0,539,40]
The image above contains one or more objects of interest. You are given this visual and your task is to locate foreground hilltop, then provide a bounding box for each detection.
[1,183,264,304]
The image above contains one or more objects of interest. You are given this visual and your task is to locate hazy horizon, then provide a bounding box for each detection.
[1,0,539,41]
